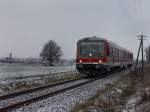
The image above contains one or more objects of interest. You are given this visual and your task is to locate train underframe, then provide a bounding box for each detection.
[76,63,133,77]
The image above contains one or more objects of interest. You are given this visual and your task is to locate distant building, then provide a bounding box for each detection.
[23,58,41,64]
[1,53,14,63]
[0,53,42,65]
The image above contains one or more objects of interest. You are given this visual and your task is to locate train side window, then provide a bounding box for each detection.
[111,47,113,56]
[109,46,113,57]
[115,48,117,59]
[121,51,123,60]
[118,49,119,60]
[118,50,119,60]
[107,45,109,56]
[115,48,117,58]
[119,50,121,60]
[116,49,118,59]
[113,48,115,58]
[116,49,117,58]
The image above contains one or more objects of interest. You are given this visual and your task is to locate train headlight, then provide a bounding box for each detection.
[98,60,102,63]
[79,60,83,63]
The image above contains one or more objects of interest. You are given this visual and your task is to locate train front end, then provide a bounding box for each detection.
[76,37,109,76]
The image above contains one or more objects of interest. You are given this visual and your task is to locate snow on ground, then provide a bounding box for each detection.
[10,72,124,112]
[0,70,78,94]
[123,87,150,112]
[0,65,76,93]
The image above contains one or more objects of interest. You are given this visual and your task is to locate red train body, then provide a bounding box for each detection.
[76,36,133,76]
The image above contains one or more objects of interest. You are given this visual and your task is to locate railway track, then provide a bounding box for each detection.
[0,76,100,112]
[0,68,129,112]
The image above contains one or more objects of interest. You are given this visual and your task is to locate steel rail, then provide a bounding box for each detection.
[0,78,80,99]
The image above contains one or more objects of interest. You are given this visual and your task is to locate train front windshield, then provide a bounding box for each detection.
[79,41,104,58]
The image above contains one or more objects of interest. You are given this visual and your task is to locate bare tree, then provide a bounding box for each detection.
[40,40,63,66]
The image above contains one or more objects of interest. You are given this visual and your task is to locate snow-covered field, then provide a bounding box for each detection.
[0,64,75,79]
[10,71,124,112]
[0,64,75,83]
[0,64,76,93]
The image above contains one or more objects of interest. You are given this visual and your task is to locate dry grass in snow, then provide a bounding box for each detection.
[72,65,150,112]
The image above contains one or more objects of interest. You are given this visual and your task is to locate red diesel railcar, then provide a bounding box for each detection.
[76,36,133,77]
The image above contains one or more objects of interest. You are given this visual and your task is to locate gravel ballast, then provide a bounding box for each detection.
[10,71,127,112]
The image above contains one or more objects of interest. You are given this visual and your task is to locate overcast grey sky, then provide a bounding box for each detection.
[0,0,149,59]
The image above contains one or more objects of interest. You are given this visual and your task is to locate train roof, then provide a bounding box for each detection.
[108,40,132,54]
[78,36,133,54]
[78,36,104,42]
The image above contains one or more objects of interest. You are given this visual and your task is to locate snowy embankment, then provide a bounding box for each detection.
[123,88,150,112]
[72,65,150,112]
[10,70,125,112]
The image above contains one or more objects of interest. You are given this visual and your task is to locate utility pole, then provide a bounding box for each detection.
[136,34,146,73]
[134,39,142,73]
